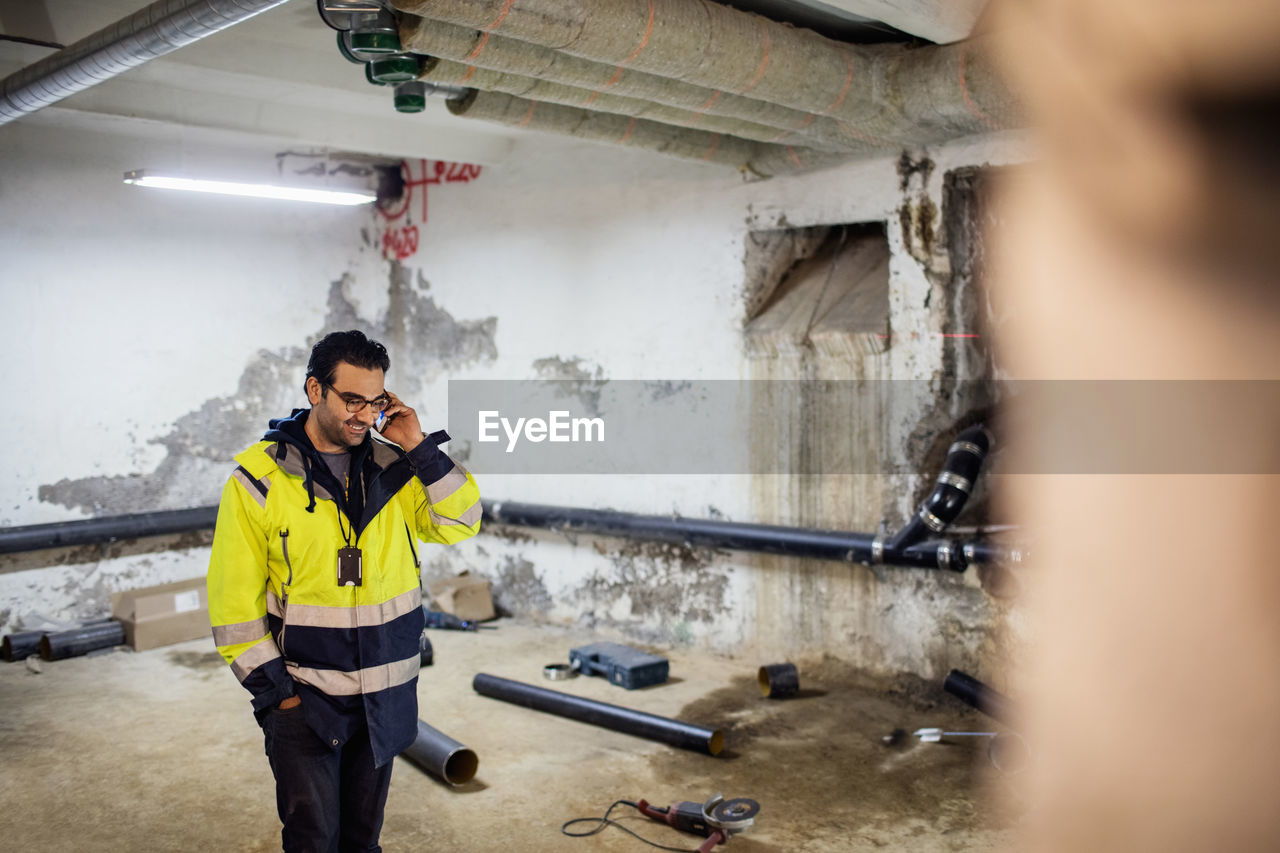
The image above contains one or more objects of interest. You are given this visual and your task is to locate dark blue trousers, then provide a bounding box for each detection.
[263,704,393,853]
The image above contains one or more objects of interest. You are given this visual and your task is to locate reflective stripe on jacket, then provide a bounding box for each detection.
[207,420,481,767]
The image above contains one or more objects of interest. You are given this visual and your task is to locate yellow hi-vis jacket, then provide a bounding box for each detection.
[207,409,480,766]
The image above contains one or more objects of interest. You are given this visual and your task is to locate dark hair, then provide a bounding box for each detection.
[305,330,390,390]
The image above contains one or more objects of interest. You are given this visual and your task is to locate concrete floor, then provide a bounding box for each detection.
[0,620,1023,852]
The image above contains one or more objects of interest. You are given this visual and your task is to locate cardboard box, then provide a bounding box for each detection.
[110,577,210,651]
[427,572,495,622]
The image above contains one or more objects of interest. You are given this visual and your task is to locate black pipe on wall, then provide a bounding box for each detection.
[0,500,1018,571]
[485,501,1017,571]
[0,506,218,555]
[473,673,724,755]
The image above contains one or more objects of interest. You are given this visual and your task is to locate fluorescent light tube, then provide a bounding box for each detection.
[123,171,375,206]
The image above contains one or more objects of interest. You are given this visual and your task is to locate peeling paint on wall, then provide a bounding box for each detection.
[37,262,498,517]
[572,540,730,642]
[531,356,608,417]
[489,554,553,617]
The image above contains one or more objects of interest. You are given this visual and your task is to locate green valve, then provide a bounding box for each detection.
[394,81,427,113]
[394,93,427,113]
[348,30,401,55]
[368,55,420,84]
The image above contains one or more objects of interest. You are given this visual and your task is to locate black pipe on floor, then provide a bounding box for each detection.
[944,669,1018,726]
[2,629,44,661]
[39,621,126,660]
[401,719,479,785]
[473,673,724,755]
[0,506,218,555]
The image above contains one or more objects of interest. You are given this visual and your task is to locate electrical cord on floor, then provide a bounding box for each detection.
[561,799,700,852]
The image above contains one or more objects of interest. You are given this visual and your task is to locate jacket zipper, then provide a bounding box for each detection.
[403,522,420,569]
[279,530,293,655]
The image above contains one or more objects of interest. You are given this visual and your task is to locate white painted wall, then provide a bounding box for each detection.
[0,113,1033,679]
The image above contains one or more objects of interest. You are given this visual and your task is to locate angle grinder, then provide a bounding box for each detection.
[635,793,760,852]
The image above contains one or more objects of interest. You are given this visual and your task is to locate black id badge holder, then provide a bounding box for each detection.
[337,547,362,587]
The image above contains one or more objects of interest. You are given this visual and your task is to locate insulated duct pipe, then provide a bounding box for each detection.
[484,500,1018,572]
[401,719,479,785]
[473,673,724,755]
[0,506,218,555]
[392,0,1019,145]
[446,89,844,177]
[399,16,878,153]
[0,0,293,126]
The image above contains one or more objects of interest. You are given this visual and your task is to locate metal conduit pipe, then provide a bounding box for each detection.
[883,424,993,557]
[484,500,1019,572]
[401,719,479,785]
[0,0,293,127]
[0,506,218,555]
[473,673,724,755]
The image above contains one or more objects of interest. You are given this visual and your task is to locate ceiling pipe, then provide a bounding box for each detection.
[392,0,1020,146]
[0,0,293,127]
[419,56,858,154]
[447,89,846,177]
[398,15,875,152]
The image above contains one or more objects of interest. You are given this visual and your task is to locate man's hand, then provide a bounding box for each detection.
[279,695,301,710]
[377,391,423,452]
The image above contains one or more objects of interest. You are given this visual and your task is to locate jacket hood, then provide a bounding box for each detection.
[261,408,370,517]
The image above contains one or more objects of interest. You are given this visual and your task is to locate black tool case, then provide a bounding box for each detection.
[569,641,670,689]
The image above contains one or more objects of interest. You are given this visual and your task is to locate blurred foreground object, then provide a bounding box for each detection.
[989,1,1280,851]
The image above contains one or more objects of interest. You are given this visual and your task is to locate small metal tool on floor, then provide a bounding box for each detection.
[635,793,760,852]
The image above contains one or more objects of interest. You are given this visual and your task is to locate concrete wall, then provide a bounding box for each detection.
[0,115,1031,679]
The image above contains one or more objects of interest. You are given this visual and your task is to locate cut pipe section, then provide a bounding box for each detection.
[2,630,44,662]
[401,719,479,785]
[944,669,1018,727]
[473,673,724,755]
[0,0,293,126]
[39,621,126,661]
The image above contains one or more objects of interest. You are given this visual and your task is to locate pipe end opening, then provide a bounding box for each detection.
[708,730,725,756]
[444,748,479,785]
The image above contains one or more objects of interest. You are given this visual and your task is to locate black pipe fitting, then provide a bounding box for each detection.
[885,425,992,556]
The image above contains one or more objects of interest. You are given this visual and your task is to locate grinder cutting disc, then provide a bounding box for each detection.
[708,797,760,831]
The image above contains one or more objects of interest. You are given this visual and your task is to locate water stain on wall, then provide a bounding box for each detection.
[38,263,498,517]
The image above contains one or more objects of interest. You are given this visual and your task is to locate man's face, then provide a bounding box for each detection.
[305,361,387,453]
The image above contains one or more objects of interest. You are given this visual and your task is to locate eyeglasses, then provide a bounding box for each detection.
[323,383,391,414]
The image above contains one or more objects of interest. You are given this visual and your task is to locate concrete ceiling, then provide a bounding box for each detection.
[0,0,989,167]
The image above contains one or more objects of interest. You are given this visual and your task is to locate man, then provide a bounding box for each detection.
[208,330,481,852]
